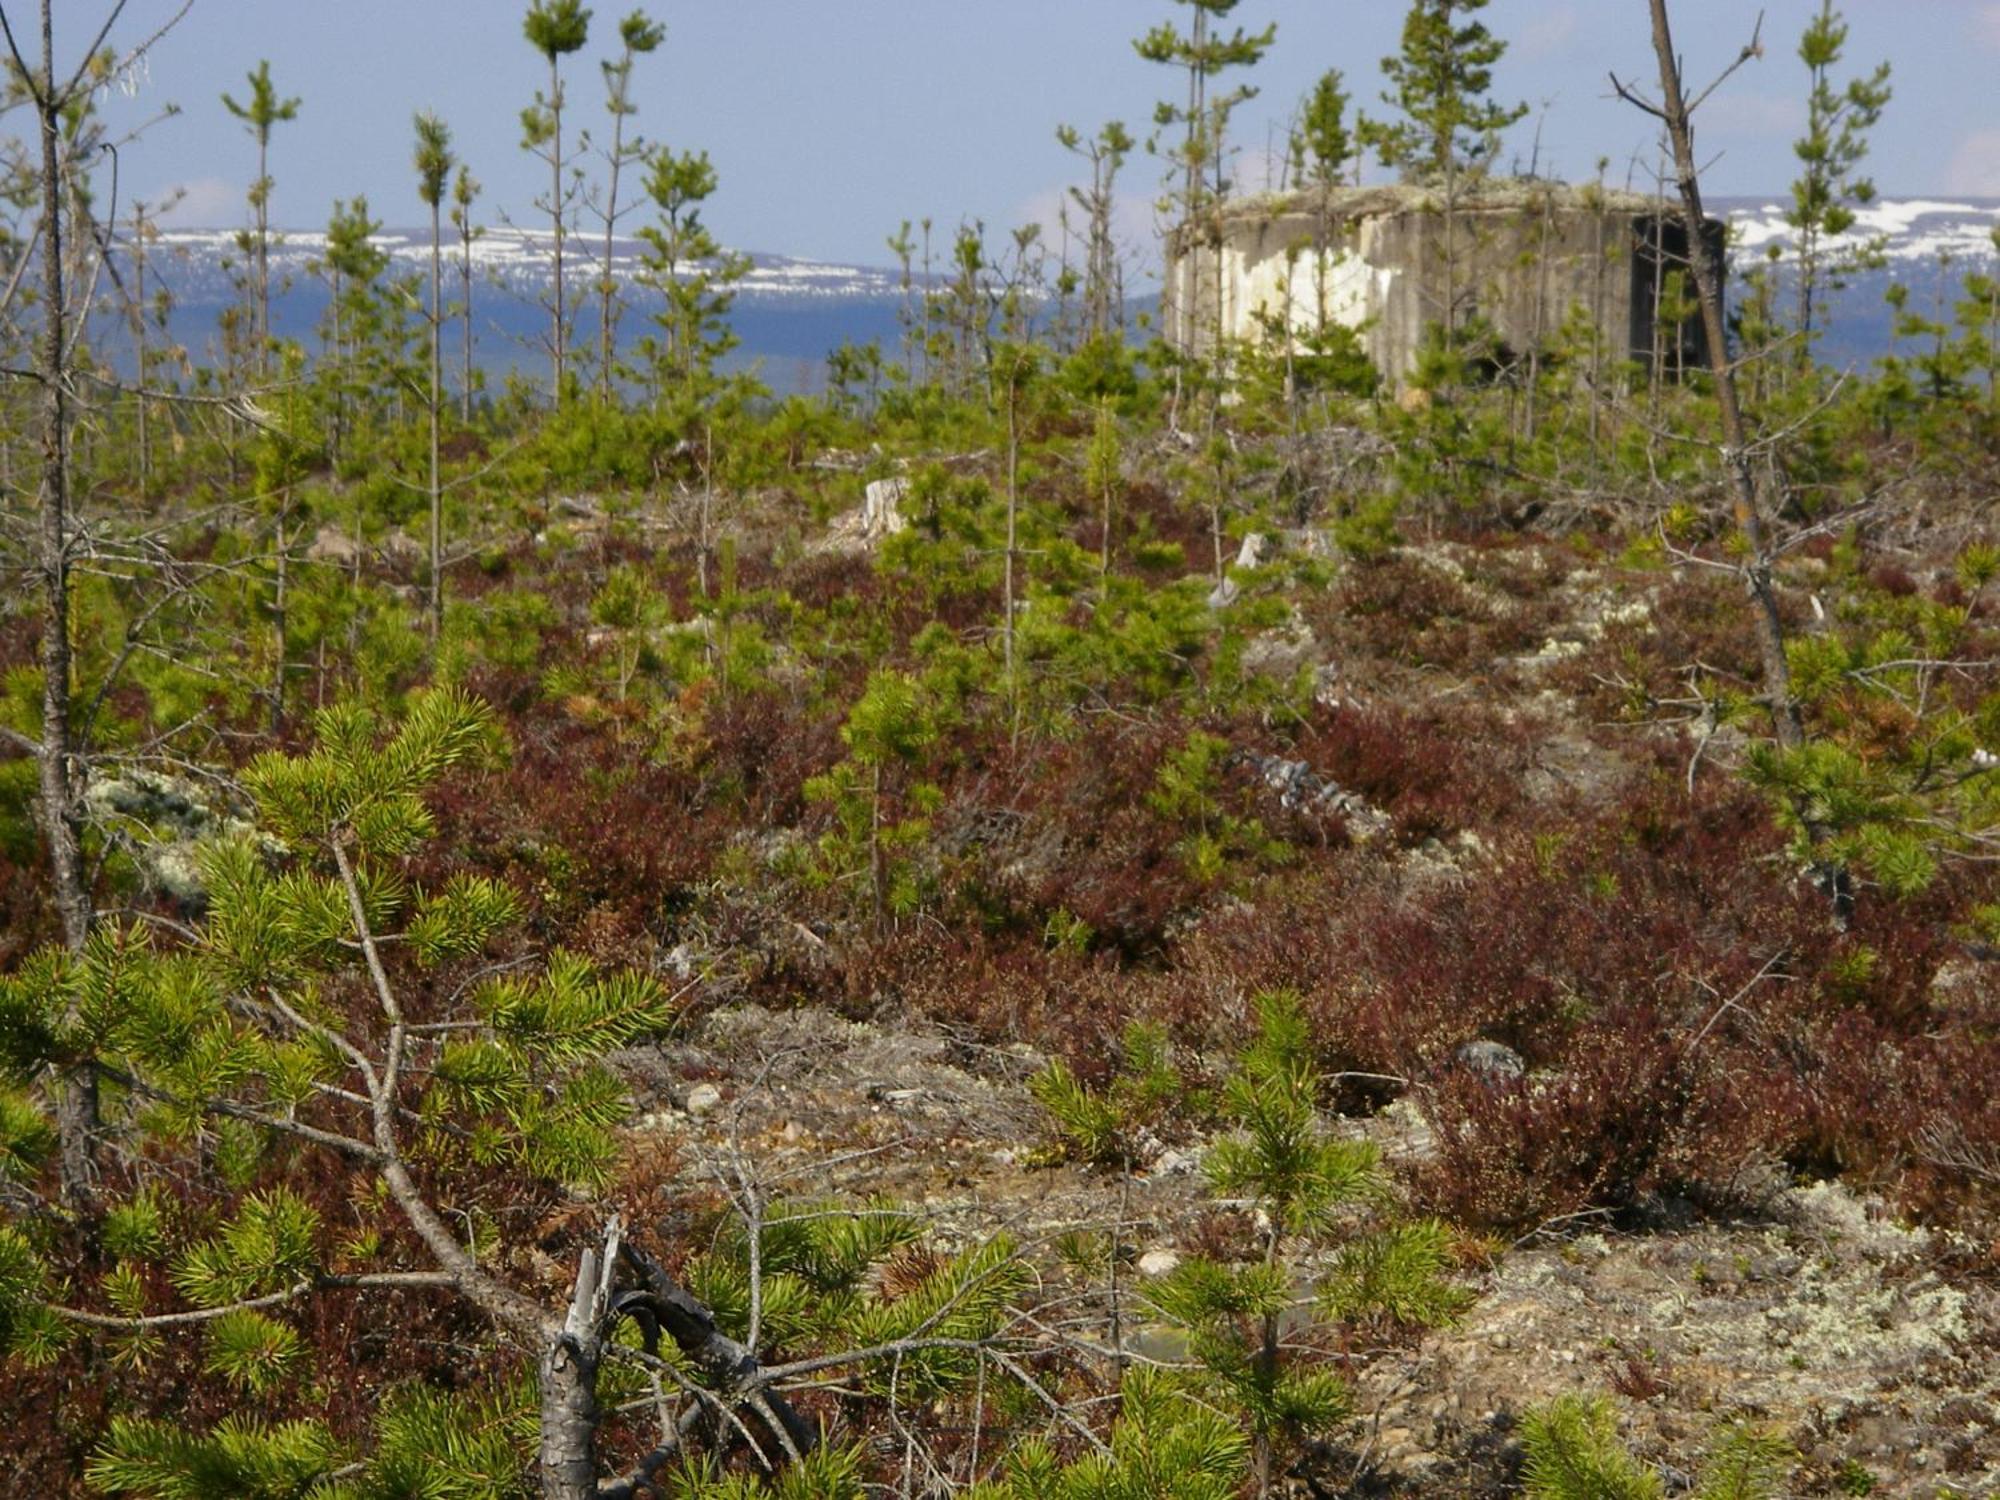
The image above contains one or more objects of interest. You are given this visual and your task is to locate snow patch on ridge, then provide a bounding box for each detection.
[1724,197,2000,266]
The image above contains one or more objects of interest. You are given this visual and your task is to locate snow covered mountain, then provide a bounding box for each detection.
[122,226,912,393]
[114,198,2000,391]
[141,225,911,311]
[1717,196,2000,271]
[1713,197,2000,368]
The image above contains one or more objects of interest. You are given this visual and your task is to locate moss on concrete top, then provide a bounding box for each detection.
[1213,178,1673,226]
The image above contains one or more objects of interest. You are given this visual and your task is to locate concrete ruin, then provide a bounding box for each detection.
[1162,181,1722,384]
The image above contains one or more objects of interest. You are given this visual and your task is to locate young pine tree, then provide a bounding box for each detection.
[1032,1020,1184,1368]
[1150,992,1467,1499]
[0,692,695,1496]
[412,112,456,643]
[1786,1,1892,363]
[593,9,665,402]
[312,196,399,471]
[220,61,301,379]
[1522,1395,1793,1500]
[805,668,943,929]
[1136,0,1276,352]
[521,0,594,402]
[451,163,484,420]
[631,145,748,403]
[1057,119,1136,343]
[1362,0,1525,183]
[1087,397,1122,586]
[1361,0,1526,338]
[967,1368,1250,1500]
[1136,0,1276,216]
[1292,69,1358,341]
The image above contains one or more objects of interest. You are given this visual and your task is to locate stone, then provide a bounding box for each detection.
[1233,749,1393,839]
[860,478,909,541]
[818,477,911,554]
[1929,955,1987,1011]
[1240,620,1317,682]
[1453,1039,1526,1082]
[683,1083,723,1117]
[1206,576,1241,610]
[306,524,361,566]
[1135,1247,1182,1279]
[1235,532,1270,570]
[83,770,263,902]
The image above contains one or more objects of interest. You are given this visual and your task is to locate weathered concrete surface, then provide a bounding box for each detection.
[1164,181,1720,384]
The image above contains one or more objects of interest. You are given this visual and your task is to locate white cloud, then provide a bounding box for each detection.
[1945,129,2000,197]
[153,178,241,228]
[1700,92,1804,139]
[1017,185,1168,280]
[1517,6,1581,65]
[1976,4,2000,53]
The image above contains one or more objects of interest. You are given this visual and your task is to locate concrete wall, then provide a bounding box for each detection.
[1163,183,1716,384]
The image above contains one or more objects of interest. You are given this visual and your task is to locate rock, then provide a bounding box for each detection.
[1148,1148,1201,1179]
[860,478,909,540]
[1930,955,1987,1011]
[1240,618,1318,682]
[1453,1039,1526,1081]
[1234,532,1270,570]
[683,1083,723,1117]
[1207,576,1241,609]
[1369,1097,1437,1166]
[1233,750,1394,839]
[660,943,706,981]
[306,524,361,566]
[84,770,262,902]
[1136,1247,1183,1279]
[818,477,910,553]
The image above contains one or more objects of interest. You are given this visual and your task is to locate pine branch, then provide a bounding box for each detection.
[102,1065,381,1162]
[51,1270,456,1329]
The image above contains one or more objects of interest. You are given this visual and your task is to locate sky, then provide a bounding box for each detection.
[70,0,2000,272]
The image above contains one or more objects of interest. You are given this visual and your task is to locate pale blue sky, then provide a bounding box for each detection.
[77,0,2000,270]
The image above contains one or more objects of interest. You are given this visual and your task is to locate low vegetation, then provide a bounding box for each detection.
[2,0,1997,1495]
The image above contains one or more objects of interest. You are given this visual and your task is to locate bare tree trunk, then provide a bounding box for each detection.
[697,422,714,599]
[255,134,271,379]
[1645,0,1805,752]
[537,1228,819,1499]
[269,505,288,739]
[549,55,566,402]
[35,0,96,1207]
[1443,158,1459,344]
[539,1244,608,1500]
[1590,188,1607,457]
[1099,473,1113,587]
[327,268,344,469]
[869,762,886,930]
[428,198,444,643]
[133,217,151,496]
[597,110,627,403]
[1003,373,1019,686]
[1524,193,1551,441]
[461,221,476,423]
[1649,164,1668,431]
